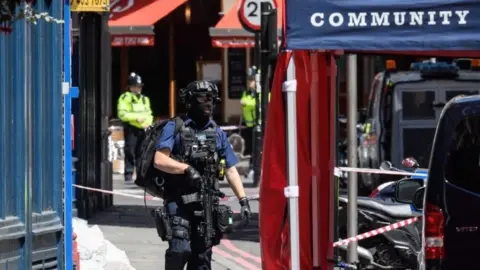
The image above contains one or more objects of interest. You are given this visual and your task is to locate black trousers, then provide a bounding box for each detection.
[164,201,215,270]
[241,126,254,156]
[123,124,145,179]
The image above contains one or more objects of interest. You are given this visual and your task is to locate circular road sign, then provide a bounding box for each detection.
[238,0,277,33]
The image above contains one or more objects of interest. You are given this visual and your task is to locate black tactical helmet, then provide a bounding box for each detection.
[179,80,221,104]
[127,72,144,87]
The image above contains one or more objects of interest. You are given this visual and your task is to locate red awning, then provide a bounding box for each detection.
[109,0,186,47]
[209,0,283,48]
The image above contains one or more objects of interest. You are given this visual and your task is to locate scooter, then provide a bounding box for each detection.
[369,158,428,203]
[338,177,423,269]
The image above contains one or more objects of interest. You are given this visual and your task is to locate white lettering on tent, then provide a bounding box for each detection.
[348,12,367,27]
[439,11,452,25]
[456,10,469,24]
[409,11,424,25]
[371,12,390,26]
[309,9,471,28]
[310,13,325,27]
[393,12,406,26]
[329,13,344,27]
[427,11,436,25]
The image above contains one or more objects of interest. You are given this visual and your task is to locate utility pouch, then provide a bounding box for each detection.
[153,207,172,241]
[215,205,233,233]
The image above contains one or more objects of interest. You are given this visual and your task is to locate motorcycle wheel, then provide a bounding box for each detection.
[339,224,417,270]
[368,239,417,270]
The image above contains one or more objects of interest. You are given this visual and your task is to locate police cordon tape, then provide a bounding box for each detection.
[220,125,246,131]
[72,167,419,203]
[332,216,420,247]
[72,184,259,202]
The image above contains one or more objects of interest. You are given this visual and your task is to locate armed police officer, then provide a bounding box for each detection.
[117,72,153,182]
[154,81,252,270]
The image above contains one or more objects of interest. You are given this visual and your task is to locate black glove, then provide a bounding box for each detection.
[184,166,202,188]
[239,197,252,226]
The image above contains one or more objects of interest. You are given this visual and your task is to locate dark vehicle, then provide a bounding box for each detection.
[418,95,480,269]
[339,178,423,269]
[358,59,480,194]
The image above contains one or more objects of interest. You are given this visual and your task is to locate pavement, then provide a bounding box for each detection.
[87,173,261,270]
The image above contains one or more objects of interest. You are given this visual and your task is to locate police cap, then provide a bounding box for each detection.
[247,66,257,80]
[127,72,144,86]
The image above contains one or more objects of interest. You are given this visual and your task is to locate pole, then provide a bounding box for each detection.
[24,8,33,269]
[346,54,358,263]
[260,2,271,134]
[252,32,262,186]
[63,1,74,269]
[284,55,301,270]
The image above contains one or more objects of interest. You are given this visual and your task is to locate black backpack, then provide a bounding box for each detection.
[135,116,184,198]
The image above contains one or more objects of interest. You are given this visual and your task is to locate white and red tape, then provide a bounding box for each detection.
[72,184,258,202]
[332,216,420,247]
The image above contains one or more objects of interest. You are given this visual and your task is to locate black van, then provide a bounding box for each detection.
[417,95,480,269]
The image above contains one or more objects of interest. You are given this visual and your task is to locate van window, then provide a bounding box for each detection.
[445,116,480,194]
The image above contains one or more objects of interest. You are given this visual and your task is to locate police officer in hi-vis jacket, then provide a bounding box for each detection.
[117,72,153,182]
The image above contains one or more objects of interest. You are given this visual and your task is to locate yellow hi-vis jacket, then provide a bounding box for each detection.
[117,91,153,129]
[240,91,271,127]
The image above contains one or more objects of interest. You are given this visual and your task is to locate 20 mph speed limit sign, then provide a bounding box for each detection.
[238,0,277,32]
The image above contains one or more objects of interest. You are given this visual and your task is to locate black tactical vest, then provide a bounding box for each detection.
[164,122,219,199]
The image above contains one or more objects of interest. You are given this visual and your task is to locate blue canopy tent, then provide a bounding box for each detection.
[286,0,480,51]
[259,0,480,269]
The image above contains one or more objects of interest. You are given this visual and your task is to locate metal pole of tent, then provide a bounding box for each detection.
[283,54,300,270]
[346,54,359,263]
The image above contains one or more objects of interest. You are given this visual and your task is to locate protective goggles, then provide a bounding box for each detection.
[193,93,215,103]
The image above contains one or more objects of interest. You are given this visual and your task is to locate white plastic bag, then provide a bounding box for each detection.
[72,218,136,270]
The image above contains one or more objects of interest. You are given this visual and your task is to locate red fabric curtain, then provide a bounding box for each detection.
[260,50,317,269]
[259,50,291,270]
[311,52,336,269]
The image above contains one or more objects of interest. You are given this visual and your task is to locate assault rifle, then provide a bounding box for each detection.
[191,155,225,248]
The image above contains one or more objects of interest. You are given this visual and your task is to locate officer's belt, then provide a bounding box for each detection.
[181,192,203,204]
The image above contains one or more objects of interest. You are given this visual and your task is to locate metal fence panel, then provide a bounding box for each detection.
[0,1,64,269]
